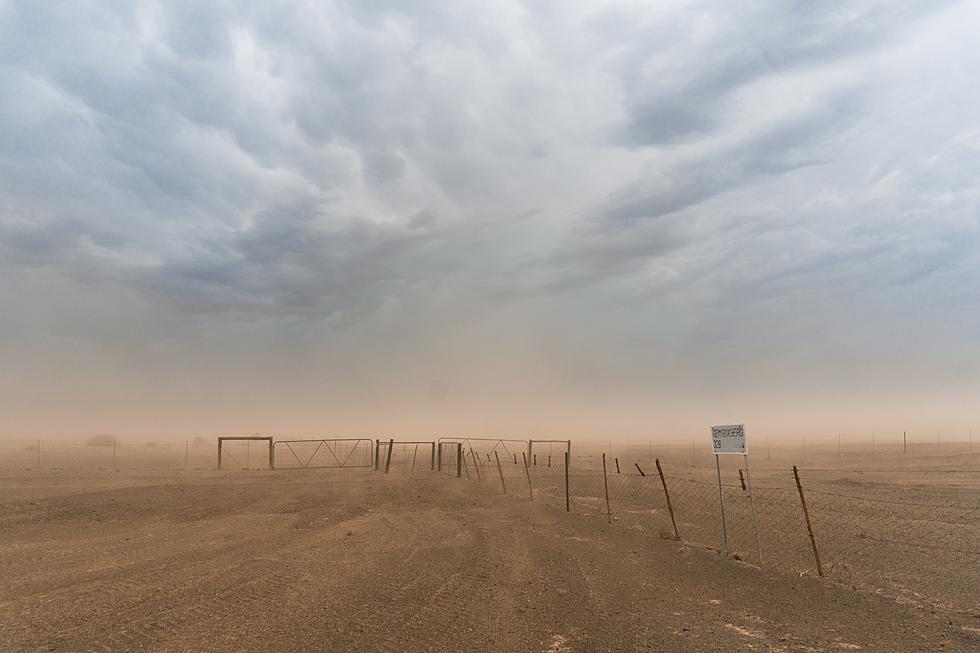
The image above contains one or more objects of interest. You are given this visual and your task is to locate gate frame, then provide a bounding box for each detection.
[273,438,375,470]
[217,436,273,470]
[437,437,532,462]
[527,439,572,467]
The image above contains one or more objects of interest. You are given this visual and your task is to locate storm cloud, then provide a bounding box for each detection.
[1,1,978,438]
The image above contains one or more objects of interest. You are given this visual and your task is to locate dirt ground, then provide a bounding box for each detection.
[1,469,977,652]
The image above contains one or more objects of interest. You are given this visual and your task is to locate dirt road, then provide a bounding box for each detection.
[1,470,976,651]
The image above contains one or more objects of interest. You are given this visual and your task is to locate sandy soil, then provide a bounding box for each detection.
[1,469,977,652]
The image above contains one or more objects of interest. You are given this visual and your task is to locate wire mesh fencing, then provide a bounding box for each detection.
[0,438,218,471]
[439,455,979,615]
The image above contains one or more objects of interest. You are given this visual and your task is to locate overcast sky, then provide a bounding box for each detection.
[1,1,978,440]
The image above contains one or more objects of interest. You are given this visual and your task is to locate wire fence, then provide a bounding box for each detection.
[4,437,976,615]
[0,438,218,471]
[433,450,980,616]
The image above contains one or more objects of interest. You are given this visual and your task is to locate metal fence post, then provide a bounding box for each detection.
[494,451,506,494]
[471,449,482,481]
[655,458,680,540]
[793,465,824,577]
[564,450,570,512]
[602,453,612,523]
[522,452,533,500]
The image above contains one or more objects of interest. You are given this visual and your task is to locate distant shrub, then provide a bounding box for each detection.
[87,435,117,447]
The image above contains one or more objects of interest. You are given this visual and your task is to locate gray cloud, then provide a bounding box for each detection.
[1,0,979,435]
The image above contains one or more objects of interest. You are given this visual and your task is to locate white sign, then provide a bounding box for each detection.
[711,424,746,455]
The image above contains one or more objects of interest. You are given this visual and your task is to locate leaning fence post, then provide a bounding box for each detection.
[634,462,645,476]
[793,465,824,577]
[411,445,418,471]
[615,457,621,474]
[522,452,533,500]
[655,458,680,540]
[738,468,747,491]
[494,451,507,494]
[471,449,482,481]
[564,451,570,512]
[384,438,394,474]
[602,453,612,523]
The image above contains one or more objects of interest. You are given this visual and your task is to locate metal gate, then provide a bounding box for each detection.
[273,438,374,469]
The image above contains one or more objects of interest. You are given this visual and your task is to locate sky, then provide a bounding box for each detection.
[1,1,979,441]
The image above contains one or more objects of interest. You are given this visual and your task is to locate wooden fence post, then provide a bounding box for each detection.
[564,451,571,511]
[374,439,380,470]
[457,443,463,478]
[738,469,747,491]
[522,452,533,500]
[634,462,645,476]
[494,451,506,494]
[217,438,222,470]
[411,445,419,471]
[615,457,621,474]
[602,453,612,523]
[384,438,394,474]
[793,465,823,577]
[655,458,680,540]
[431,442,436,470]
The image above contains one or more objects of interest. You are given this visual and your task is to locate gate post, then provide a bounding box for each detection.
[217,438,222,470]
[456,442,462,478]
[431,442,436,470]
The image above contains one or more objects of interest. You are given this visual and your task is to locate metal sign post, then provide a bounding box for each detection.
[710,424,762,563]
[714,450,729,555]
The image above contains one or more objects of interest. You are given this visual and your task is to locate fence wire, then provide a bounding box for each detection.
[453,459,979,615]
